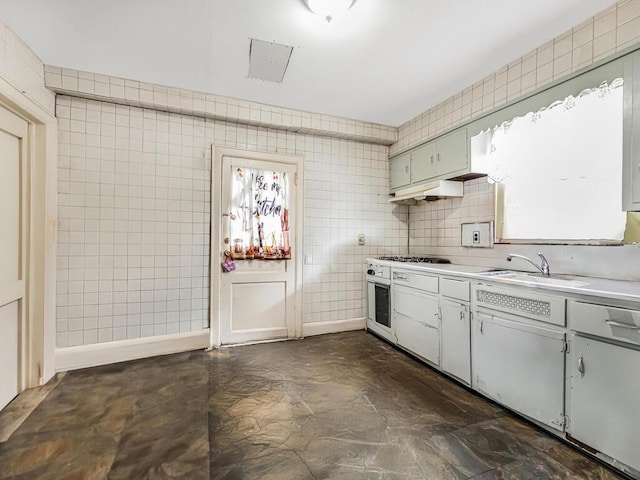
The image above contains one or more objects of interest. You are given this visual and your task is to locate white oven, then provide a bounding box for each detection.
[366,261,393,342]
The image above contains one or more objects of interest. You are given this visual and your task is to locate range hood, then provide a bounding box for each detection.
[389,180,464,205]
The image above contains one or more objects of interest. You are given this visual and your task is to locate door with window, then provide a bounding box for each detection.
[0,106,28,410]
[218,154,299,345]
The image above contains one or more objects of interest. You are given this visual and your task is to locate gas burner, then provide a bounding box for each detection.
[377,255,451,264]
[377,255,405,262]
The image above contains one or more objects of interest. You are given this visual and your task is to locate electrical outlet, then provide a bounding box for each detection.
[461,222,494,248]
[357,234,365,246]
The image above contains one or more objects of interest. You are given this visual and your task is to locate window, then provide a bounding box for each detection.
[228,166,291,259]
[471,79,626,243]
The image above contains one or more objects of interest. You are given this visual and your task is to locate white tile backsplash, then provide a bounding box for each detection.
[408,177,640,282]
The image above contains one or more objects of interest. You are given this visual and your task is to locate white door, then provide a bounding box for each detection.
[219,155,299,345]
[0,106,28,411]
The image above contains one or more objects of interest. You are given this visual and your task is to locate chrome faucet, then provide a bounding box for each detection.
[506,253,550,276]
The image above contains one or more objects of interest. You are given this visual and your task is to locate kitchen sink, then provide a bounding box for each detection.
[477,269,518,276]
[477,269,589,287]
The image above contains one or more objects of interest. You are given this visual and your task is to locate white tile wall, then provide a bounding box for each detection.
[0,20,55,114]
[56,94,407,347]
[409,178,494,255]
[405,0,640,282]
[44,66,397,147]
[409,176,640,282]
[56,96,211,347]
[392,0,640,155]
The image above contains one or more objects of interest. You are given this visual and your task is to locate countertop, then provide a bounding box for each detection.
[369,258,640,304]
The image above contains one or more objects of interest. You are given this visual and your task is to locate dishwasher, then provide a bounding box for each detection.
[472,283,568,431]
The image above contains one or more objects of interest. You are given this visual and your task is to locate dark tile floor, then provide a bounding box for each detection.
[0,331,625,479]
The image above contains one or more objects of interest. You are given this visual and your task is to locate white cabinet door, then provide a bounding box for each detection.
[441,299,470,384]
[436,128,468,177]
[473,312,566,430]
[393,285,440,365]
[389,152,411,190]
[570,334,640,472]
[410,141,438,184]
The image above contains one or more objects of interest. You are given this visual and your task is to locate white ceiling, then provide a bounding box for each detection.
[0,0,619,126]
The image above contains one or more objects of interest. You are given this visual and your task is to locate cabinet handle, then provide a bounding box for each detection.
[394,274,408,280]
[405,165,409,173]
[430,155,434,164]
[437,153,440,162]
[605,319,640,330]
[459,311,464,321]
[577,355,585,377]
[479,320,483,334]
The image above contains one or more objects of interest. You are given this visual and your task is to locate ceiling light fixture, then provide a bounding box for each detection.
[304,0,356,23]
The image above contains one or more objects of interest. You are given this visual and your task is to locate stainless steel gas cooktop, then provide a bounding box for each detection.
[377,256,451,264]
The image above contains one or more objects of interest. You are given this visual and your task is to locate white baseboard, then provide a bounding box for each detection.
[302,317,365,337]
[54,330,210,372]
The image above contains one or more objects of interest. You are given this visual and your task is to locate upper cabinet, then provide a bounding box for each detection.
[389,127,470,193]
[623,51,640,211]
[389,151,411,190]
[436,128,469,175]
[410,141,438,184]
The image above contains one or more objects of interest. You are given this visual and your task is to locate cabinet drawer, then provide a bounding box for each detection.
[393,284,439,328]
[569,301,640,346]
[395,314,440,366]
[392,270,438,293]
[441,278,470,302]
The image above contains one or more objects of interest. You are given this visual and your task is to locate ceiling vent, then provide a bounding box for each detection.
[248,38,294,83]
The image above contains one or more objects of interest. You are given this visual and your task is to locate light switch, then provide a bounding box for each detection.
[461,222,493,248]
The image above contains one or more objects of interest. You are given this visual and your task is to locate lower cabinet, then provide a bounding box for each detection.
[393,284,440,365]
[440,299,471,384]
[570,334,640,473]
[383,271,640,477]
[473,312,566,430]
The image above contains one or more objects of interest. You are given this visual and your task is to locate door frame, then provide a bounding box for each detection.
[210,146,304,347]
[0,78,57,388]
